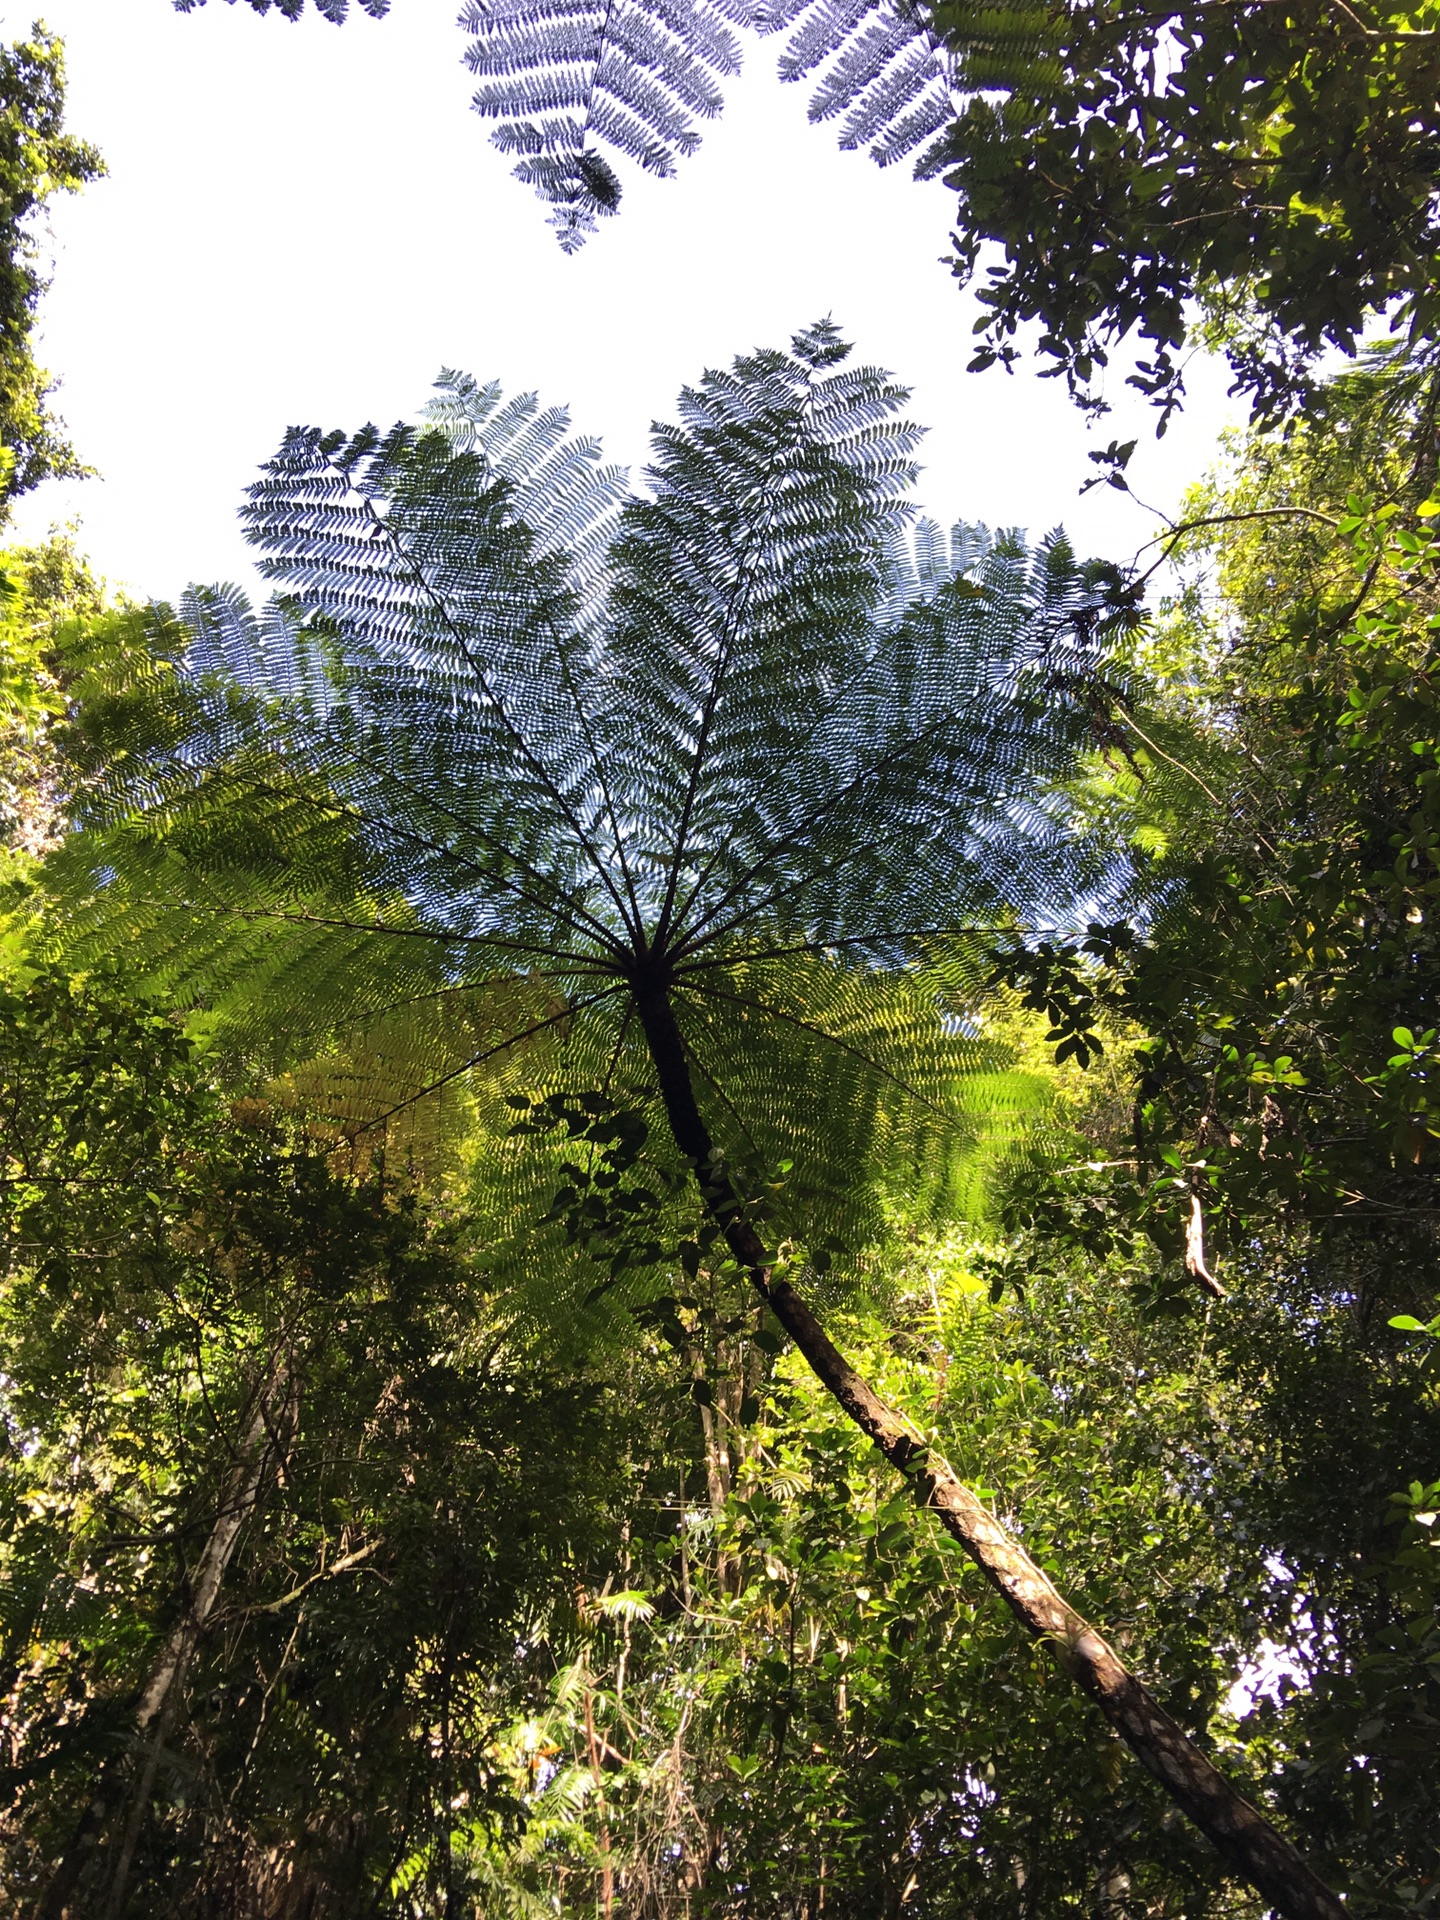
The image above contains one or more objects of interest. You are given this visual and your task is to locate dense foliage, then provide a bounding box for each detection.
[998,354,1440,1286]
[3,6,1440,1916]
[0,27,101,514]
[990,354,1440,1897]
[0,968,631,1917]
[933,0,1440,419]
[4,968,1435,1915]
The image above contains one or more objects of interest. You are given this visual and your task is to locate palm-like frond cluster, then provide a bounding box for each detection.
[54,323,1114,1262]
[460,0,951,245]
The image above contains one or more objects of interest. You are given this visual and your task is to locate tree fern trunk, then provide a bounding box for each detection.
[632,980,1343,1920]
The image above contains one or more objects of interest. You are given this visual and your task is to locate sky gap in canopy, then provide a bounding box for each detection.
[8,0,1237,601]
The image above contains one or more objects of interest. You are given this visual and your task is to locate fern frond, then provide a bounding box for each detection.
[423,369,629,592]
[756,0,953,172]
[49,326,1118,1270]
[460,0,749,248]
[179,0,971,237]
[174,0,390,20]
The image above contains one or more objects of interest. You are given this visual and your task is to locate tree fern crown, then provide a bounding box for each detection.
[54,324,1113,1228]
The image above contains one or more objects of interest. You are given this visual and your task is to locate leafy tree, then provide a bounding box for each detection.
[43,325,1343,1915]
[996,351,1440,1300]
[931,0,1440,421]
[985,355,1440,1904]
[0,963,630,1918]
[5,964,1432,1913]
[0,26,102,515]
[0,533,107,886]
[437,1224,1438,1917]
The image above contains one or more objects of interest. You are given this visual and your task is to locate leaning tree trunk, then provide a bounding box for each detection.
[632,980,1344,1920]
[36,1363,296,1920]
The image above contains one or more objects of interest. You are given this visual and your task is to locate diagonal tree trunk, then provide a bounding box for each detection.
[632,978,1344,1920]
[35,1363,295,1920]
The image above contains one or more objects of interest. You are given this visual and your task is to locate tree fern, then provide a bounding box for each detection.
[47,325,1340,1919]
[56,331,1088,1220]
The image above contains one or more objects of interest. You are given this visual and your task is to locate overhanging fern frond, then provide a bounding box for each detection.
[178,0,969,243]
[460,0,751,249]
[459,0,955,239]
[755,0,951,172]
[174,0,390,21]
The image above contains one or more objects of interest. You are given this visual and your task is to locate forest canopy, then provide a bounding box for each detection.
[0,25,100,515]
[0,9,1438,1920]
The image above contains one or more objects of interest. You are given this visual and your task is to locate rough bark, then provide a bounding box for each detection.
[632,978,1345,1920]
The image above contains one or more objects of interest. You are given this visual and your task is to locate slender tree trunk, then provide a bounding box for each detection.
[632,979,1344,1920]
[36,1365,294,1920]
[583,1679,615,1920]
[695,1389,738,1594]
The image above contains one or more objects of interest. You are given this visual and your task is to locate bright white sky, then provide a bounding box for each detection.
[7,0,1239,603]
